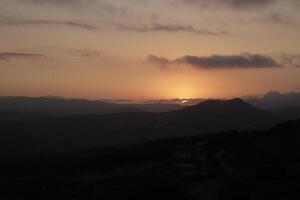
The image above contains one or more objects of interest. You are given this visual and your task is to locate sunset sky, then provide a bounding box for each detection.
[1,0,300,100]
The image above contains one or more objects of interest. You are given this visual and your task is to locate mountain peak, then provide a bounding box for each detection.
[264,91,282,99]
[179,98,262,115]
[228,98,245,103]
[195,98,249,107]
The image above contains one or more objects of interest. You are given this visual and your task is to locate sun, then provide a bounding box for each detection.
[181,100,189,104]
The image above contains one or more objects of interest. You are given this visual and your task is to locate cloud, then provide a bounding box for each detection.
[0,52,51,61]
[180,0,275,9]
[0,16,100,31]
[61,21,99,31]
[248,12,298,25]
[73,49,101,58]
[146,55,171,69]
[21,0,276,9]
[115,22,227,35]
[178,54,281,69]
[19,0,117,14]
[280,53,300,67]
[263,13,292,24]
[147,53,281,69]
[20,0,95,7]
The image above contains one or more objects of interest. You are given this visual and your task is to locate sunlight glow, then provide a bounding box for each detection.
[181,100,188,104]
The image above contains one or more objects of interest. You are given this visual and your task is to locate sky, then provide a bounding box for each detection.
[1,0,300,100]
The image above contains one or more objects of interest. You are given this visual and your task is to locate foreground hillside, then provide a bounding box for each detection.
[1,119,300,200]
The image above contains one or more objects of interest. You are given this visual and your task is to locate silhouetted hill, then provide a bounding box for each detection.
[0,96,126,115]
[163,98,274,133]
[135,103,185,112]
[247,91,300,110]
[1,118,300,200]
[0,96,184,117]
[246,91,300,120]
[179,98,265,115]
[0,98,280,157]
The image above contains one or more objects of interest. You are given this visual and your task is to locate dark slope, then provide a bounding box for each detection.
[0,99,279,157]
[0,96,184,116]
[162,98,274,132]
[246,91,300,120]
[0,96,136,116]
[247,91,300,110]
[1,119,300,200]
[181,98,263,114]
[135,103,185,113]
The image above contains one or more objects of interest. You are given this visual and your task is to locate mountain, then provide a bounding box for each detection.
[179,98,265,115]
[246,91,300,120]
[135,103,186,113]
[0,98,279,157]
[247,91,300,110]
[0,96,126,115]
[159,98,275,135]
[0,96,184,117]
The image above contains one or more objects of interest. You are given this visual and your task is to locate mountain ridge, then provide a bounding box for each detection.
[0,98,280,156]
[0,96,185,116]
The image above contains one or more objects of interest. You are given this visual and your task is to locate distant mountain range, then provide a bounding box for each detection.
[161,98,274,133]
[2,91,300,116]
[1,95,300,199]
[0,98,281,156]
[246,91,300,120]
[0,96,185,118]
[246,91,300,110]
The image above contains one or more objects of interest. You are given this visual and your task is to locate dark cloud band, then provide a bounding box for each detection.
[147,53,281,69]
[115,22,227,35]
[73,49,101,58]
[0,17,99,31]
[0,52,51,61]
[21,0,94,6]
[280,53,300,68]
[181,0,275,9]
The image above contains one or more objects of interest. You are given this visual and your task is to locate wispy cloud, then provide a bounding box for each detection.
[0,52,51,61]
[178,0,275,9]
[21,0,95,7]
[247,12,298,25]
[20,0,117,14]
[73,49,101,58]
[61,21,99,31]
[147,53,281,69]
[115,22,227,35]
[280,53,300,67]
[146,55,171,70]
[0,15,100,31]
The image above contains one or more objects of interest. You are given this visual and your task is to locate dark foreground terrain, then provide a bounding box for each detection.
[1,118,300,200]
